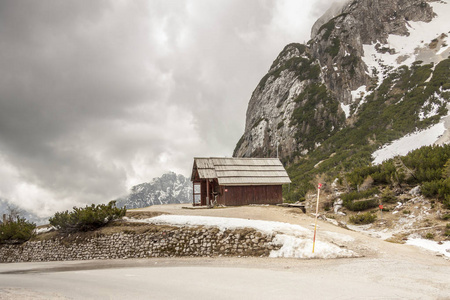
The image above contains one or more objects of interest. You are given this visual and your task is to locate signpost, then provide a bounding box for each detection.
[379,204,383,219]
[312,183,322,253]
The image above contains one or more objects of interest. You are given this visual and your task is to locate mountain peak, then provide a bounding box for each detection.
[233,0,450,200]
[118,172,192,209]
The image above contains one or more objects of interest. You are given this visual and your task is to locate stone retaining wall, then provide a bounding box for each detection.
[0,226,279,263]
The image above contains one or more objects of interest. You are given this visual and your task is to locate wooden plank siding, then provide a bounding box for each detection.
[217,185,282,206]
[191,157,290,206]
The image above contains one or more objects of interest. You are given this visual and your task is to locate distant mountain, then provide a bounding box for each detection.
[0,198,49,226]
[117,172,192,209]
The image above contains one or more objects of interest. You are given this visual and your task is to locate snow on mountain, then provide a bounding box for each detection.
[362,1,450,87]
[368,1,450,163]
[372,118,447,164]
[117,172,192,209]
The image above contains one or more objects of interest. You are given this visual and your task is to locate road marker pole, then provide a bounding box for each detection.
[312,183,322,253]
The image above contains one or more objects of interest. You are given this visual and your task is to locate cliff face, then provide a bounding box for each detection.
[311,0,435,104]
[233,0,439,161]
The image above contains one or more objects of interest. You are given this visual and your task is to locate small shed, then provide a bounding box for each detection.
[190,157,291,206]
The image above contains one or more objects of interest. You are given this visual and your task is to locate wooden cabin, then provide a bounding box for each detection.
[190,157,291,206]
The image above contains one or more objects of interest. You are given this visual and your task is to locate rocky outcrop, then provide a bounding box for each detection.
[310,0,435,104]
[233,0,437,161]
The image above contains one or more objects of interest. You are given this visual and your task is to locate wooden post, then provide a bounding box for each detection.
[312,183,322,253]
[206,180,210,207]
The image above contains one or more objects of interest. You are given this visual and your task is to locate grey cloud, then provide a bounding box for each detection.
[0,0,334,216]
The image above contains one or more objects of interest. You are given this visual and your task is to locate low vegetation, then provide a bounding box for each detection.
[49,201,126,234]
[349,212,377,225]
[258,43,320,90]
[0,216,36,244]
[284,58,450,202]
[343,145,450,209]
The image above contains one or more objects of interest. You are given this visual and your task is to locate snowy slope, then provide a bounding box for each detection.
[362,1,450,86]
[372,116,447,164]
[368,1,450,164]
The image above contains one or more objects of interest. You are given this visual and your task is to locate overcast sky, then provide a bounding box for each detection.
[0,0,339,217]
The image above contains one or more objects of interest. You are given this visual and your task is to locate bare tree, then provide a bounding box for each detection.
[1,203,24,224]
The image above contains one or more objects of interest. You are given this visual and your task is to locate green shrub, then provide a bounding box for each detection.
[441,214,450,220]
[349,212,377,224]
[0,217,36,243]
[341,188,380,202]
[277,121,284,129]
[425,233,434,240]
[326,38,341,58]
[344,199,378,211]
[444,196,450,210]
[49,201,126,234]
[341,188,379,211]
[381,187,396,203]
[319,20,335,40]
[445,223,450,237]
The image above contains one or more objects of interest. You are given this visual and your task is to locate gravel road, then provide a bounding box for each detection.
[0,204,449,299]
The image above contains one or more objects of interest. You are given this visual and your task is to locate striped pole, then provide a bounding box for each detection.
[312,183,322,253]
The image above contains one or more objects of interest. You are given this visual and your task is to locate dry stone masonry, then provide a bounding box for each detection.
[0,225,280,263]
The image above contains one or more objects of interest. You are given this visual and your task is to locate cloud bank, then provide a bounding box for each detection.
[0,0,337,216]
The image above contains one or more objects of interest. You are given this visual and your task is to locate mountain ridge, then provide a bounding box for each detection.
[117,171,192,209]
[233,0,450,200]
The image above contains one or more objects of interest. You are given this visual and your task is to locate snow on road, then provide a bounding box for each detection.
[124,215,356,259]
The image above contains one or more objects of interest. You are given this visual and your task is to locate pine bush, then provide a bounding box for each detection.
[0,217,36,243]
[49,201,126,233]
[349,212,377,224]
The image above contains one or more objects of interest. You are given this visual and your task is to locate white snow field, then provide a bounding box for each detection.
[372,121,446,164]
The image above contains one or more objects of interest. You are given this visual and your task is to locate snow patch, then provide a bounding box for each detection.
[270,234,354,259]
[341,103,351,118]
[34,226,55,235]
[418,92,446,120]
[351,85,367,103]
[406,238,450,258]
[372,121,446,165]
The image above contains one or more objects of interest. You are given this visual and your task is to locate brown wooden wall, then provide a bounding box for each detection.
[199,180,215,206]
[216,185,282,206]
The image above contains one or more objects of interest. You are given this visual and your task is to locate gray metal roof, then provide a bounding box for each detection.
[192,157,291,186]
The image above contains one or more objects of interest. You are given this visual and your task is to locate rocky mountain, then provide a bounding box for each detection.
[117,172,192,209]
[233,0,450,200]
